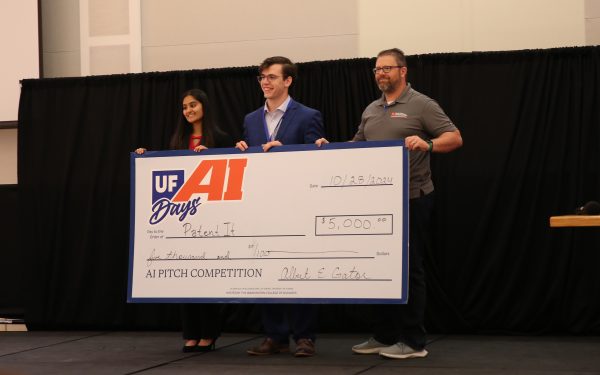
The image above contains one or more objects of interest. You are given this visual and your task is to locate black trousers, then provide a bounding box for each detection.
[372,191,434,350]
[181,303,221,340]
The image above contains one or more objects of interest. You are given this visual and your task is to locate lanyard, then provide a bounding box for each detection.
[262,98,293,142]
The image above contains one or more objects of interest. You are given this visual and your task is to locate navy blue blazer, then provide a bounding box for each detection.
[242,99,324,146]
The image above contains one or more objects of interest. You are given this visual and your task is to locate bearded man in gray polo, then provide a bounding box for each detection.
[317,48,462,359]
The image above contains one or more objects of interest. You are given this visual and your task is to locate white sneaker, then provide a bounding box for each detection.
[352,337,389,354]
[379,342,428,359]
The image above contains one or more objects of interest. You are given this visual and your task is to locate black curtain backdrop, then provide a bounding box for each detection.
[17,47,600,334]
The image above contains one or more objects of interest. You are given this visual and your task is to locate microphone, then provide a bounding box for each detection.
[574,201,600,215]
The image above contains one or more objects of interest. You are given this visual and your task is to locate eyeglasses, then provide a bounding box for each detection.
[257,74,282,82]
[372,66,403,74]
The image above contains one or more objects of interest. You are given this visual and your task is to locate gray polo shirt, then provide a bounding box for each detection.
[352,83,457,199]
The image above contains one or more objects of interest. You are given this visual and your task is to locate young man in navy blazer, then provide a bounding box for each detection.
[236,56,324,357]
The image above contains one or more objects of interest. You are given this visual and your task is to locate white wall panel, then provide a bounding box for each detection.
[89,0,129,36]
[80,0,141,75]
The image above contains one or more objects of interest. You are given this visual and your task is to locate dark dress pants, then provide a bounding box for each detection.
[372,191,434,350]
[262,304,318,344]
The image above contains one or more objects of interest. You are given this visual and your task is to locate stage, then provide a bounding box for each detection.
[1,332,598,374]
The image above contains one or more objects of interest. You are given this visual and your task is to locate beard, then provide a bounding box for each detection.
[377,77,398,93]
[377,80,392,92]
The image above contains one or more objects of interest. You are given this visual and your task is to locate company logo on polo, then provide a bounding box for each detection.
[390,112,408,118]
[149,158,248,224]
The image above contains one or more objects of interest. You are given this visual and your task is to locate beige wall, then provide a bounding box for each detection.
[41,0,596,78]
[358,0,586,57]
[586,0,600,44]
[0,129,18,184]
[41,0,80,78]
[142,0,358,71]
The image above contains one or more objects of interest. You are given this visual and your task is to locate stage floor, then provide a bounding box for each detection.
[1,332,599,374]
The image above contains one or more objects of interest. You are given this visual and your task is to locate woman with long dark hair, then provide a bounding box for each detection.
[168,89,231,151]
[136,89,232,352]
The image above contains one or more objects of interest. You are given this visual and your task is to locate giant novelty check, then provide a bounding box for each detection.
[128,141,408,303]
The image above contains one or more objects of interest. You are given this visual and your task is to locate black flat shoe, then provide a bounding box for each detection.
[196,338,217,352]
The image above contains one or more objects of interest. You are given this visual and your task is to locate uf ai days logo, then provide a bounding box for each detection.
[149,158,248,225]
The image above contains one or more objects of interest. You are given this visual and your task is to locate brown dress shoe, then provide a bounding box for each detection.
[247,337,290,355]
[294,338,315,357]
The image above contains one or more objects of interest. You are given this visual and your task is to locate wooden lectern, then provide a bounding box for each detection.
[549,215,600,227]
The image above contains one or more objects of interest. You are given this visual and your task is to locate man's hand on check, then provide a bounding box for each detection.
[262,140,283,152]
